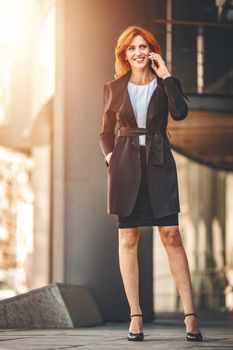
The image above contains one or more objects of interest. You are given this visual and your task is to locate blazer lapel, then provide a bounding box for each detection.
[110,71,137,127]
[124,88,138,127]
[146,77,163,128]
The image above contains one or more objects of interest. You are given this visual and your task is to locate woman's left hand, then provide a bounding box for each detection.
[148,52,171,80]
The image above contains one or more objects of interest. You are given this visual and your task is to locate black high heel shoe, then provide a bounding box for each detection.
[127,314,144,341]
[184,313,203,341]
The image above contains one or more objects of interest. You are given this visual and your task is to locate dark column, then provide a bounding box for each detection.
[55,0,156,321]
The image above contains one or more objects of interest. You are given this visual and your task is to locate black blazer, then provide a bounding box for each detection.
[100,70,188,218]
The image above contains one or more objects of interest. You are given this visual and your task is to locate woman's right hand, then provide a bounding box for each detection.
[105,152,113,165]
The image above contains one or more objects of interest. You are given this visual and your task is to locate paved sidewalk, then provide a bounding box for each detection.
[0,315,232,350]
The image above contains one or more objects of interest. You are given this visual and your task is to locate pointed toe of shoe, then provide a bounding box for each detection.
[186,331,203,342]
[127,331,144,341]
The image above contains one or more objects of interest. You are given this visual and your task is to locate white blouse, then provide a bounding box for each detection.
[127,77,157,145]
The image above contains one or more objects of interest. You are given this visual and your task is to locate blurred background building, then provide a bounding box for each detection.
[0,0,232,321]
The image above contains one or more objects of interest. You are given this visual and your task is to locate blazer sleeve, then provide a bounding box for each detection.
[99,83,117,166]
[163,76,189,120]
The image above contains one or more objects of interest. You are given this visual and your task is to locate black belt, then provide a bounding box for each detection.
[119,127,167,166]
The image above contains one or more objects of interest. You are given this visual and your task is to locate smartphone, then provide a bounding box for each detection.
[149,57,159,68]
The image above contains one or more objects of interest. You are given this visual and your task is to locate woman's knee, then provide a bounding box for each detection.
[119,228,139,249]
[158,226,183,248]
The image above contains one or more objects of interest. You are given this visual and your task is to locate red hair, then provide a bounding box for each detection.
[115,25,162,78]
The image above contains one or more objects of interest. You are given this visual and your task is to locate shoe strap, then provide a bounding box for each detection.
[183,312,197,320]
[130,314,143,318]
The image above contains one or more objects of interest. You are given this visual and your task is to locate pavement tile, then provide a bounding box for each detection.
[0,320,232,350]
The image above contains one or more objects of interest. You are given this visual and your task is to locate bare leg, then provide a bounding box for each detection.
[118,227,143,333]
[158,225,201,333]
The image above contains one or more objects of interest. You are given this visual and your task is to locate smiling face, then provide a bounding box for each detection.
[125,34,151,71]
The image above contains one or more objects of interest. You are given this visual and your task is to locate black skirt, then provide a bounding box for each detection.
[118,145,179,228]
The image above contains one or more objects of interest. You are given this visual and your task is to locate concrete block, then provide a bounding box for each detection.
[0,283,103,329]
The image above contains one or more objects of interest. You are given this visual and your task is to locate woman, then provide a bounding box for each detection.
[99,26,203,342]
